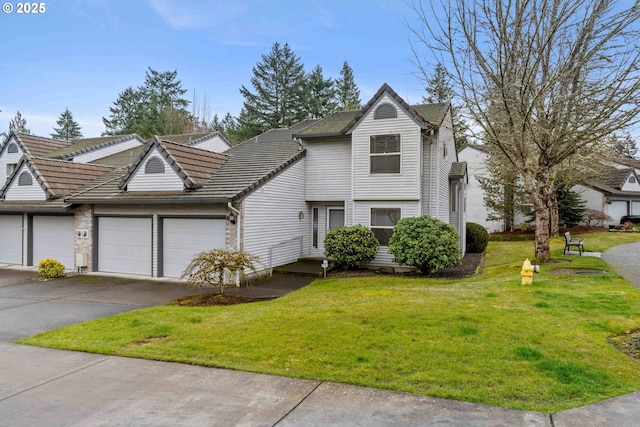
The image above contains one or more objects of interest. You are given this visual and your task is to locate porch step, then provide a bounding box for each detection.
[273,258,330,277]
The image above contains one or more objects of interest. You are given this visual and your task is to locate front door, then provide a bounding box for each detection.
[310,205,345,256]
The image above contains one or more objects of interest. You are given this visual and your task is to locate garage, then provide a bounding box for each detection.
[32,216,74,268]
[609,201,629,224]
[98,217,152,276]
[0,215,23,264]
[161,217,226,278]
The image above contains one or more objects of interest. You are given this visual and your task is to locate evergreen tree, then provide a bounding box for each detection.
[9,111,30,134]
[556,187,587,228]
[102,68,190,138]
[220,112,241,145]
[422,63,469,150]
[305,65,337,119]
[607,132,638,159]
[238,42,307,139]
[335,61,361,111]
[51,108,83,140]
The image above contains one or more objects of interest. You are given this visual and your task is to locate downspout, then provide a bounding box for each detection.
[228,202,241,287]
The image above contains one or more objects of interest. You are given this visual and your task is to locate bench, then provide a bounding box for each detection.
[563,232,584,255]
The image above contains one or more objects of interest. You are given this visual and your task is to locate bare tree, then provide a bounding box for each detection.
[410,0,640,260]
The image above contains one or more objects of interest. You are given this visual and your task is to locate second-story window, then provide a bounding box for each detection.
[370,134,400,174]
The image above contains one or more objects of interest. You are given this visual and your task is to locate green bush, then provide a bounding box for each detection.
[466,222,489,253]
[38,258,66,279]
[324,225,380,269]
[388,216,461,274]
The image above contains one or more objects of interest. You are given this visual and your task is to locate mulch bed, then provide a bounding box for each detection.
[609,329,640,361]
[170,294,270,307]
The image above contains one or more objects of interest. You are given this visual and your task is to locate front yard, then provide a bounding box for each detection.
[18,232,640,413]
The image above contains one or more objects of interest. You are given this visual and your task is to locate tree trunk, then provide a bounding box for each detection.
[549,191,559,237]
[534,205,551,261]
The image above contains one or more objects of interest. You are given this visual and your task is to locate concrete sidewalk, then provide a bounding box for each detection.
[2,265,640,425]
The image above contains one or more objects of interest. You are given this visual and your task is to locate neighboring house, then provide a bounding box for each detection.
[158,131,231,153]
[296,83,467,265]
[573,164,640,225]
[0,155,112,267]
[458,143,527,232]
[0,132,71,188]
[0,84,466,278]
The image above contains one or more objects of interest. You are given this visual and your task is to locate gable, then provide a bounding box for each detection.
[71,136,144,163]
[2,164,46,201]
[126,147,184,192]
[0,136,25,187]
[621,172,640,192]
[191,134,231,153]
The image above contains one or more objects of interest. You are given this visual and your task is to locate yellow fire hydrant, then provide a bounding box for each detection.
[521,258,534,285]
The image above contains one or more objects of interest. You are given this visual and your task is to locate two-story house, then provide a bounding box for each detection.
[0,84,466,277]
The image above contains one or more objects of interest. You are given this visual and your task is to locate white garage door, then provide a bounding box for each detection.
[162,218,226,278]
[633,202,640,215]
[98,217,152,276]
[609,201,629,224]
[0,215,22,264]
[33,216,74,268]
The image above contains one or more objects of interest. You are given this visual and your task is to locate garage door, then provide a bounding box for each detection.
[162,218,226,278]
[609,201,629,224]
[0,215,22,264]
[98,217,152,276]
[33,216,74,268]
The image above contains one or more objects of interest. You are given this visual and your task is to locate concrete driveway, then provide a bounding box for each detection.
[1,266,639,426]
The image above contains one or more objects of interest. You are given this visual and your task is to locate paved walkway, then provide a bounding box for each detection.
[602,242,640,288]
[1,259,640,425]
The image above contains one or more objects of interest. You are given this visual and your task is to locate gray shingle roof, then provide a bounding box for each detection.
[449,162,467,179]
[66,126,306,203]
[295,84,449,138]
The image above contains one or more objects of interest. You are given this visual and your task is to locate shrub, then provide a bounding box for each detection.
[38,258,65,279]
[388,216,461,274]
[466,222,489,253]
[583,209,612,227]
[324,225,379,269]
[182,249,259,295]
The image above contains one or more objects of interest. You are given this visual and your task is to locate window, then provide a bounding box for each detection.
[629,176,637,184]
[312,207,319,249]
[370,134,400,174]
[371,208,400,245]
[327,208,345,229]
[7,143,18,154]
[6,163,17,178]
[18,171,32,186]
[145,157,165,174]
[374,103,397,119]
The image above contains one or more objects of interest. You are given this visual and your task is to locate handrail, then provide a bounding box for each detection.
[268,235,304,276]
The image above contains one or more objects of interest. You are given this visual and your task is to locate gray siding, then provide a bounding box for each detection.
[304,137,351,201]
[352,94,421,201]
[3,167,46,201]
[243,159,309,274]
[0,136,24,188]
[127,148,183,191]
[193,135,230,153]
[74,138,142,163]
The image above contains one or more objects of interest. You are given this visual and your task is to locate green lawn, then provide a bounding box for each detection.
[18,231,640,412]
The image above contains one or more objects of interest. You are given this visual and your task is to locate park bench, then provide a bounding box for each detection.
[563,232,584,255]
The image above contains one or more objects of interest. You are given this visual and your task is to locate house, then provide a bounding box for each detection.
[296,83,467,265]
[458,143,527,232]
[0,84,466,278]
[572,162,640,225]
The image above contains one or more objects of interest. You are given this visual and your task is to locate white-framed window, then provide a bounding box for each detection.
[370,207,400,245]
[629,176,637,184]
[370,134,401,174]
[327,207,345,230]
[7,143,18,154]
[6,163,17,178]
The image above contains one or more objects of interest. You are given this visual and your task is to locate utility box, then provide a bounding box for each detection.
[75,253,89,268]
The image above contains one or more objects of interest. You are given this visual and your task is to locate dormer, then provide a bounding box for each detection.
[621,171,640,192]
[120,137,227,192]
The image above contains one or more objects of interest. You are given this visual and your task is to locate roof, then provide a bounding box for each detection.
[449,162,468,179]
[120,137,228,190]
[586,166,640,196]
[44,134,143,159]
[1,156,113,199]
[157,132,217,145]
[66,125,306,204]
[295,83,448,138]
[2,132,71,157]
[459,143,490,154]
[88,146,145,168]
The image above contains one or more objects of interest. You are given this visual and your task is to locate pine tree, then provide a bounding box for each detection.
[335,61,361,111]
[422,63,468,150]
[51,108,83,140]
[9,111,30,134]
[102,68,190,138]
[305,65,337,119]
[238,42,308,138]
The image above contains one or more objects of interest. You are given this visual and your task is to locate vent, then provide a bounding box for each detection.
[374,103,397,120]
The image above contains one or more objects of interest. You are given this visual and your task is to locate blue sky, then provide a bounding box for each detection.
[0,0,429,137]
